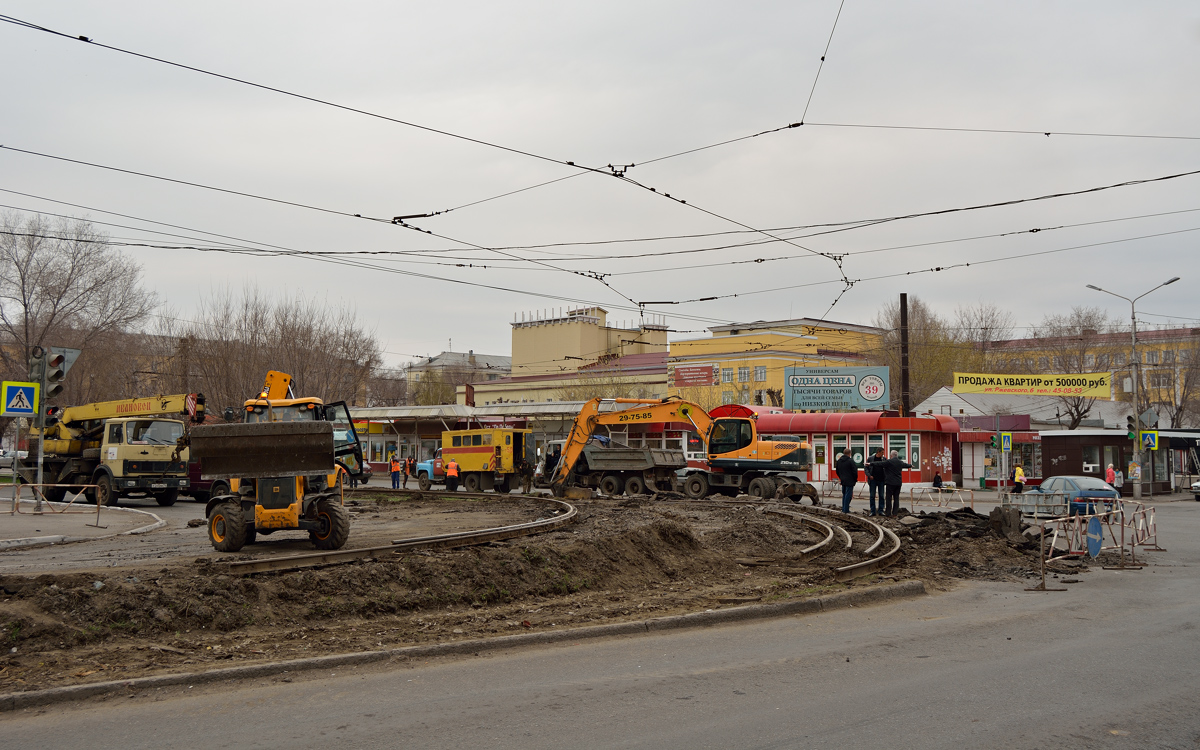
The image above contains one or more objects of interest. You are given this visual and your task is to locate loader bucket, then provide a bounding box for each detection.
[189,421,335,479]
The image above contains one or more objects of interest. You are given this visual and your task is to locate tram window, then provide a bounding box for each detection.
[473,434,482,446]
[482,434,492,446]
[452,436,462,447]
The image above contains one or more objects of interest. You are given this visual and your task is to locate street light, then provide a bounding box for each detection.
[1085,277,1181,499]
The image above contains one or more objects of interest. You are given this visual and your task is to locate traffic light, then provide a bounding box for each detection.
[45,352,66,399]
[43,406,62,428]
[27,346,45,383]
[1126,415,1137,441]
[990,435,998,449]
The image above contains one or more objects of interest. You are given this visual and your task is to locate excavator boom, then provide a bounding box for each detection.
[550,397,709,494]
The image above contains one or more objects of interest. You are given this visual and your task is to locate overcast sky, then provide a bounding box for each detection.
[2,2,1198,367]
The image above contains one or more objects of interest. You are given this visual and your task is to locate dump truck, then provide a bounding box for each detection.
[551,397,818,502]
[536,437,684,496]
[20,393,206,506]
[189,370,365,552]
[416,427,535,493]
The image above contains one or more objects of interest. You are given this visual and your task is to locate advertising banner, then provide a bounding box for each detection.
[784,366,889,411]
[668,363,720,388]
[953,372,1112,398]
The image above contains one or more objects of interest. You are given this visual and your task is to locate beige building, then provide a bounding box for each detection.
[458,307,669,405]
[668,318,886,409]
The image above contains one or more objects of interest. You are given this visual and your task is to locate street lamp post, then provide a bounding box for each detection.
[1085,277,1180,499]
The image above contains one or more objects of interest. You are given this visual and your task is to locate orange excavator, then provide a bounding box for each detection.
[550,397,817,502]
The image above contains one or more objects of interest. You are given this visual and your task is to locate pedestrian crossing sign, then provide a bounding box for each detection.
[1141,431,1158,451]
[1000,432,1012,452]
[0,381,39,416]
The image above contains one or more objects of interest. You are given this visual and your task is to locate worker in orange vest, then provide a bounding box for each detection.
[390,455,401,489]
[445,458,460,492]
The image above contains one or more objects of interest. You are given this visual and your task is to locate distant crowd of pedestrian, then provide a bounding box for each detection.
[835,447,914,516]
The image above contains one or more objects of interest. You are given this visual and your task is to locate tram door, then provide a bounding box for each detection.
[810,435,829,482]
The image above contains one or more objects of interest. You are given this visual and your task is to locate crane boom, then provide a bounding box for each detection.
[60,393,205,426]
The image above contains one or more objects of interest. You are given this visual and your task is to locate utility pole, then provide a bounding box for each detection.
[899,293,911,417]
[1087,277,1180,500]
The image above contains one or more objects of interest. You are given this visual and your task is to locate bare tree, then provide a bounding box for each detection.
[0,212,156,441]
[366,368,408,407]
[1031,306,1119,429]
[152,286,381,415]
[1146,329,1200,428]
[554,371,658,402]
[954,302,1017,372]
[869,296,959,407]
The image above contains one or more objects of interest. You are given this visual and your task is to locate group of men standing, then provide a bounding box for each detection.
[834,447,913,516]
[389,455,418,489]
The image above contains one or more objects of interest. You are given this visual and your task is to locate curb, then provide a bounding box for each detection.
[1,503,166,549]
[0,579,926,711]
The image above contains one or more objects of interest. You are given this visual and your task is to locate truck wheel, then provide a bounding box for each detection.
[625,476,646,496]
[684,474,708,499]
[42,485,68,503]
[96,475,119,507]
[748,477,776,499]
[418,472,432,491]
[599,474,625,496]
[463,473,481,492]
[156,489,179,507]
[494,476,512,494]
[210,480,230,499]
[310,499,350,550]
[208,500,247,552]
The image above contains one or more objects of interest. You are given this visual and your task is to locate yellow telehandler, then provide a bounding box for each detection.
[189,371,366,552]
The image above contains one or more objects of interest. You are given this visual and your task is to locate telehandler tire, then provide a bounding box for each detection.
[208,500,247,552]
[310,499,349,550]
[156,489,179,506]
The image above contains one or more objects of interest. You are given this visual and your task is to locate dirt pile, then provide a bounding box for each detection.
[0,499,1074,691]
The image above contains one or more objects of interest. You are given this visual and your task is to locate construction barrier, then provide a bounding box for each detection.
[1039,500,1160,565]
[999,491,1069,518]
[909,486,975,511]
[7,483,103,527]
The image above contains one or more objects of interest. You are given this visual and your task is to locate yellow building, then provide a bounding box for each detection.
[459,307,670,405]
[667,318,886,409]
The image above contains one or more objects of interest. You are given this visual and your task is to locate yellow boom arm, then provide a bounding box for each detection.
[60,393,205,426]
[550,397,710,494]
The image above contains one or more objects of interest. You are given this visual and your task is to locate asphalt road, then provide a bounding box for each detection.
[2,500,1198,748]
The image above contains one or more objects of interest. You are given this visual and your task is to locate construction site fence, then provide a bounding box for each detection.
[7,483,101,521]
[998,490,1071,518]
[1038,500,1161,565]
[817,481,975,511]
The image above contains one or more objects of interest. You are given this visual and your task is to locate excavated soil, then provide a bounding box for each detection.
[0,494,1104,692]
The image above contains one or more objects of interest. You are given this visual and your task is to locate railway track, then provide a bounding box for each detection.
[221,496,577,575]
[660,497,903,581]
[223,488,900,581]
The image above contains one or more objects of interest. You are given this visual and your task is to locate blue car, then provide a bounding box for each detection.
[1032,475,1120,515]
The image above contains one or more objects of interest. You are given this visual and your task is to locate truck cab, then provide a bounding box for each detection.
[93,417,190,506]
[416,448,445,489]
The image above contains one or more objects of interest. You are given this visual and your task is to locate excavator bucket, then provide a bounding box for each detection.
[189,421,335,479]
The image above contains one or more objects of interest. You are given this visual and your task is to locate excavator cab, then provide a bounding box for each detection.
[707,419,756,456]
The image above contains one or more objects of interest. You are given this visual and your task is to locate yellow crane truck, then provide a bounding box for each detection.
[188,371,365,552]
[550,397,817,502]
[21,393,206,506]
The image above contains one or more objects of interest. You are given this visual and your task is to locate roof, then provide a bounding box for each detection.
[753,411,959,434]
[476,352,667,386]
[913,387,1132,429]
[351,400,635,422]
[409,351,511,372]
[706,317,886,335]
[990,325,1200,351]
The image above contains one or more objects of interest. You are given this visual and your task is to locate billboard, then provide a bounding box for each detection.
[784,366,889,411]
[952,372,1112,398]
[668,363,720,388]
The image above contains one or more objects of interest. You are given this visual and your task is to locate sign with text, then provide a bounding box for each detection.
[668,363,720,388]
[953,372,1112,398]
[784,366,889,411]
